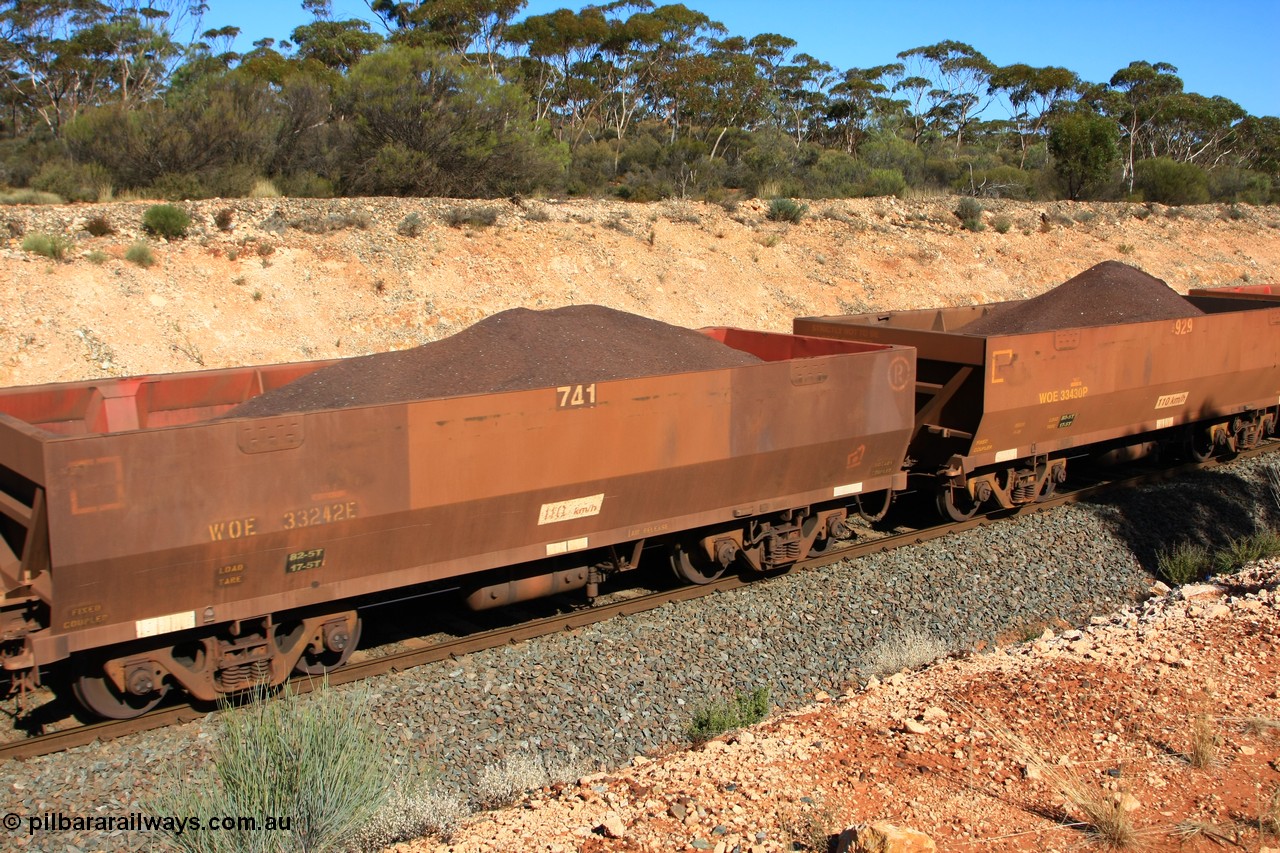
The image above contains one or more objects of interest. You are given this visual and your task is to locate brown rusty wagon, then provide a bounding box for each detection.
[0,325,914,718]
[795,283,1280,520]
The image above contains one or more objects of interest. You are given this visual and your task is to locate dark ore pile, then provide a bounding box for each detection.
[228,305,761,417]
[963,260,1204,335]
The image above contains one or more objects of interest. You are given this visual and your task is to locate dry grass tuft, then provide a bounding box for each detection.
[1189,713,1219,769]
[1243,716,1280,736]
[779,800,836,852]
[971,706,1142,848]
[1170,819,1234,845]
[1262,785,1280,837]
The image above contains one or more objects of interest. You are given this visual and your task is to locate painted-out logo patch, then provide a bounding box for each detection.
[538,494,605,525]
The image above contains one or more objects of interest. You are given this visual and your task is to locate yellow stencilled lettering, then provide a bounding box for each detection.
[627,522,670,537]
[285,548,326,574]
[208,517,258,541]
[62,614,109,629]
[217,563,246,587]
[556,383,597,409]
[1038,385,1088,404]
[62,603,109,630]
[283,500,357,530]
[1174,317,1194,335]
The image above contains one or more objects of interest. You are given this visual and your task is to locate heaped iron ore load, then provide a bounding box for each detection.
[227,305,764,416]
[794,265,1280,521]
[0,307,915,718]
[962,261,1204,335]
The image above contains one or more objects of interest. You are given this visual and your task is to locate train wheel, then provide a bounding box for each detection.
[1187,427,1216,462]
[807,535,836,556]
[936,483,978,522]
[669,542,725,585]
[294,616,363,676]
[1035,471,1058,503]
[71,663,169,720]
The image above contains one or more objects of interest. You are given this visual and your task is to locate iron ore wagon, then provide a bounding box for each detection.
[0,313,914,718]
[795,268,1280,520]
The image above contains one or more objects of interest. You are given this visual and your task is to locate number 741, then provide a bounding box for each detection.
[556,384,596,408]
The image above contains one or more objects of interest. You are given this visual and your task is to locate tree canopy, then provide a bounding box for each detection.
[0,0,1274,205]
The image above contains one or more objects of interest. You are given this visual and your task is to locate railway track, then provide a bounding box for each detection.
[3,444,1274,762]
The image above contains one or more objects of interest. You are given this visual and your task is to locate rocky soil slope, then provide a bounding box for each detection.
[2,196,1277,387]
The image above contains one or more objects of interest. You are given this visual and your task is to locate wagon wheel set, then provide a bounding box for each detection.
[66,611,362,719]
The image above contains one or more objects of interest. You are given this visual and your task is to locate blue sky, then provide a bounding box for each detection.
[203,0,1280,117]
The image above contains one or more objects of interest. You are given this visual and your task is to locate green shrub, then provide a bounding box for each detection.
[1157,541,1210,586]
[87,249,109,265]
[858,168,907,199]
[125,242,156,268]
[143,204,191,239]
[146,683,391,853]
[277,171,336,199]
[766,198,807,223]
[397,212,425,237]
[0,188,63,205]
[992,215,1013,234]
[1209,167,1271,205]
[21,232,72,260]
[1212,531,1280,574]
[31,159,108,202]
[442,206,500,228]
[954,165,1035,200]
[524,206,551,222]
[686,686,770,745]
[954,196,985,231]
[1134,157,1209,206]
[148,172,210,201]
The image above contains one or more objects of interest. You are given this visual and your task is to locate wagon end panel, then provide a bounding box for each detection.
[38,404,414,655]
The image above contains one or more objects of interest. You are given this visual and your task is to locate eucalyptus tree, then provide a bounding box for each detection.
[633,3,724,142]
[1147,92,1245,168]
[0,0,207,135]
[291,0,383,74]
[505,5,610,138]
[895,40,993,148]
[370,0,527,74]
[1107,60,1183,191]
[770,50,835,147]
[1048,108,1118,199]
[987,63,1079,167]
[824,64,905,155]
